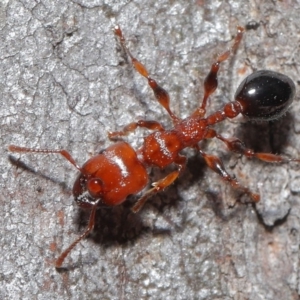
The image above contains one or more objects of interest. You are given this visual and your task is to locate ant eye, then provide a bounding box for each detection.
[87,178,104,199]
[235,70,296,121]
[73,175,105,209]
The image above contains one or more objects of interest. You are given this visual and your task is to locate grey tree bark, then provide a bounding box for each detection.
[1,1,300,299]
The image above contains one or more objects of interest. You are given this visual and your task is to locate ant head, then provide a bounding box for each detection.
[72,173,106,209]
[235,70,296,121]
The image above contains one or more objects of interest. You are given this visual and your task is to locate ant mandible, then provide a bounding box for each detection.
[9,25,296,269]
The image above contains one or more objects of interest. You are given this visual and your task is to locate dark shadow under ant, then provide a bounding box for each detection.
[8,155,69,192]
[236,112,294,155]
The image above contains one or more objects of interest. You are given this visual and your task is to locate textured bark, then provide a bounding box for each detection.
[1,1,300,299]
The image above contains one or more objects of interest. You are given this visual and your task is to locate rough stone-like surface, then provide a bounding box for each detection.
[1,1,300,299]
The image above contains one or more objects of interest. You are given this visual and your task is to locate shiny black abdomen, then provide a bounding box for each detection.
[235,70,295,120]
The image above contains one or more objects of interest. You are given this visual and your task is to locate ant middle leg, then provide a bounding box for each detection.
[198,148,260,203]
[108,120,165,139]
[193,26,244,118]
[114,25,180,124]
[131,155,186,213]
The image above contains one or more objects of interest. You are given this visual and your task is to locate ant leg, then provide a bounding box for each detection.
[8,145,82,172]
[108,120,165,139]
[215,133,300,164]
[131,155,186,213]
[203,129,298,163]
[193,26,244,118]
[55,199,100,268]
[114,25,180,124]
[199,149,260,203]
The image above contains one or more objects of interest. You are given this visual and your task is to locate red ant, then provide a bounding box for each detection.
[9,25,296,269]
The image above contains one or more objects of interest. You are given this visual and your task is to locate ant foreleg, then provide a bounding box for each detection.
[199,149,260,203]
[131,155,186,213]
[193,26,244,118]
[8,145,82,172]
[108,120,165,139]
[114,25,180,124]
[55,199,100,269]
[131,170,180,213]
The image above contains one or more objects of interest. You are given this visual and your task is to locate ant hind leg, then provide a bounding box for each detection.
[193,26,244,118]
[215,133,298,164]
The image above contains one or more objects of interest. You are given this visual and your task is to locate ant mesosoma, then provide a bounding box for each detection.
[9,25,296,269]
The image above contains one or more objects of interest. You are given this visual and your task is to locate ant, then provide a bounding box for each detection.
[9,25,296,269]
